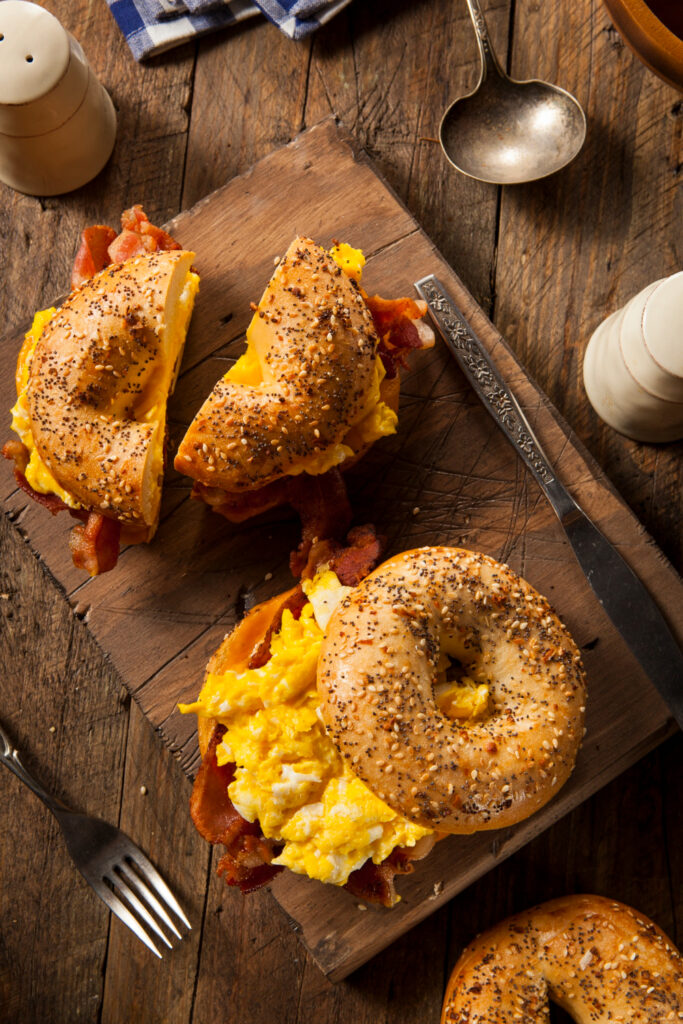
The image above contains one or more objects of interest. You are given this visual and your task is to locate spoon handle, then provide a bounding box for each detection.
[465,0,505,81]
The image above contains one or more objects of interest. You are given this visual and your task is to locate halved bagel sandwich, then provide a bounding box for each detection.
[174,237,434,535]
[4,207,199,575]
[181,543,586,907]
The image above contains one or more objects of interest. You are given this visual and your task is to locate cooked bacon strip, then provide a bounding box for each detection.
[108,205,181,264]
[71,226,118,290]
[364,293,434,378]
[329,524,384,586]
[120,204,181,251]
[345,835,437,907]
[344,849,415,907]
[191,725,283,894]
[287,469,352,578]
[3,441,72,515]
[248,586,307,669]
[68,512,121,576]
[15,472,71,515]
[70,205,180,290]
[297,524,384,588]
[3,438,28,475]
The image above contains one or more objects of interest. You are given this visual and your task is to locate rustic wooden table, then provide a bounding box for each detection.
[0,1,681,1021]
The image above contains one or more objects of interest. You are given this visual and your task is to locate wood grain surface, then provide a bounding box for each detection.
[0,0,681,1021]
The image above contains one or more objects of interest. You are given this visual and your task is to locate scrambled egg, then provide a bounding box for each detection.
[181,570,432,887]
[329,242,365,281]
[434,641,492,722]
[10,308,79,506]
[224,244,397,478]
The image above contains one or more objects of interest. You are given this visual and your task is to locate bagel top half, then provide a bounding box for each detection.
[317,547,587,835]
[175,236,383,493]
[22,250,198,534]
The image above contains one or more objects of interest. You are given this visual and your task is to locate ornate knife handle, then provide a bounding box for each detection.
[415,275,578,525]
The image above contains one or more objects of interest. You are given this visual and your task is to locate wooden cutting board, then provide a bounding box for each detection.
[1,119,680,981]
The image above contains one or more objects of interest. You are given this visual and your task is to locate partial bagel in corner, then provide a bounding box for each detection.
[441,895,683,1023]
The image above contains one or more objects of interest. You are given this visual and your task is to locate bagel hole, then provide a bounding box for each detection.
[434,648,492,725]
[549,1003,573,1023]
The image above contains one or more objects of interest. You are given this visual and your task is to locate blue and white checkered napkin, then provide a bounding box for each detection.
[107,0,351,59]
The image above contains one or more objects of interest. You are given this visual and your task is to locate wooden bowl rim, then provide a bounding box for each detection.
[603,0,683,91]
[604,0,683,55]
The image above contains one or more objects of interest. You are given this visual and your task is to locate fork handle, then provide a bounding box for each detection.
[0,719,70,815]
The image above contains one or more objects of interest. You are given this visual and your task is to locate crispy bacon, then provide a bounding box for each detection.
[364,292,434,378]
[248,586,307,669]
[70,205,180,289]
[287,469,352,578]
[108,206,181,264]
[120,204,181,251]
[344,850,415,907]
[71,226,118,290]
[191,725,283,893]
[296,524,384,588]
[329,524,384,586]
[192,477,290,524]
[68,512,122,576]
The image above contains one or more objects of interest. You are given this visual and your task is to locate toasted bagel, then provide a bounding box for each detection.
[317,547,586,834]
[175,236,379,492]
[26,250,198,535]
[441,895,683,1023]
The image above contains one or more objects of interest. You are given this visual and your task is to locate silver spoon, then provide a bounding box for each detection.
[440,0,586,184]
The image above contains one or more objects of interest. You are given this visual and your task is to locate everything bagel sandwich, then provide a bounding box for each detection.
[4,207,199,575]
[174,237,434,525]
[181,545,587,906]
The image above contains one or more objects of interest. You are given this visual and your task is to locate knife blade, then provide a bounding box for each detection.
[415,273,683,729]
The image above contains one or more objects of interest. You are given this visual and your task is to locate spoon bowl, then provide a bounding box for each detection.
[440,1,586,185]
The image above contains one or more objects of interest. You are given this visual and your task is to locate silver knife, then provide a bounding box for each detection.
[415,273,683,729]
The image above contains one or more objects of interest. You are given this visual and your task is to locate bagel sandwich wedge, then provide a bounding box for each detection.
[180,543,585,906]
[174,237,434,524]
[5,245,199,575]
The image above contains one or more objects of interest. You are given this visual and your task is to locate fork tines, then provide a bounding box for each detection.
[96,850,191,958]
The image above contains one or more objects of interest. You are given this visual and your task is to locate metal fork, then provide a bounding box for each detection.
[0,720,190,957]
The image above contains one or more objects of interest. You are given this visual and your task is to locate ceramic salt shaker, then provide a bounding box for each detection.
[0,1,116,196]
[583,271,683,442]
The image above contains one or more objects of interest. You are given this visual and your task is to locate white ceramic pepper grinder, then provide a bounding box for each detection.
[583,271,683,443]
[0,1,116,196]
